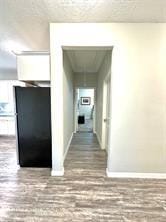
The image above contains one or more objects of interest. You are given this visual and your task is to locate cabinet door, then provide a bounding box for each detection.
[15,87,51,167]
[17,55,50,81]
[0,119,8,135]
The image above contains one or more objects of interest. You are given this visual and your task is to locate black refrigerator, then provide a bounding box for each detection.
[15,87,52,167]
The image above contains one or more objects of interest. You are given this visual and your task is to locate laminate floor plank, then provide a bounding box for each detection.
[0,133,166,221]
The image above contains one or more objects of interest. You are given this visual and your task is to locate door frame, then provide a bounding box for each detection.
[74,87,96,133]
[50,44,113,176]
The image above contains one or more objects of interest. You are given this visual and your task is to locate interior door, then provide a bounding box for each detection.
[105,75,111,152]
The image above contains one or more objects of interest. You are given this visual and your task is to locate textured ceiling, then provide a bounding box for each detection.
[66,50,107,73]
[0,0,166,75]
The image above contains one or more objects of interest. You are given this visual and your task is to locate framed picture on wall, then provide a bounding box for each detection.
[81,97,91,105]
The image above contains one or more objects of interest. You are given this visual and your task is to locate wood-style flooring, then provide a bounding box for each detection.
[0,133,166,221]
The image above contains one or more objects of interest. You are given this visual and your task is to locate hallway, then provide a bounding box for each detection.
[64,132,107,175]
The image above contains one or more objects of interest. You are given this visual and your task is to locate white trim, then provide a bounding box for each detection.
[62,46,113,51]
[95,132,103,149]
[63,132,73,162]
[106,169,166,179]
[13,51,50,56]
[51,168,64,176]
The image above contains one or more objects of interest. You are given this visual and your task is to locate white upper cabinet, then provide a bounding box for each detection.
[17,54,50,81]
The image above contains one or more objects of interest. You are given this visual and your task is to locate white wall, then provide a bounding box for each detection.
[17,54,50,81]
[96,51,112,144]
[74,72,97,88]
[0,69,17,80]
[50,23,166,175]
[109,25,166,173]
[78,89,94,119]
[63,52,74,156]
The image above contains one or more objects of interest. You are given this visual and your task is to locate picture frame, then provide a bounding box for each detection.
[81,97,91,105]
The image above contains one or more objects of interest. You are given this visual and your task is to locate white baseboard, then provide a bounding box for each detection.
[63,132,73,162]
[106,168,166,179]
[51,167,64,176]
[95,132,102,149]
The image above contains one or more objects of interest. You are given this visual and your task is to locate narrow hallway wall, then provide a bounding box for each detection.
[63,52,74,157]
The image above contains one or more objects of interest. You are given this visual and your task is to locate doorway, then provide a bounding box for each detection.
[75,88,95,133]
[51,45,112,176]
